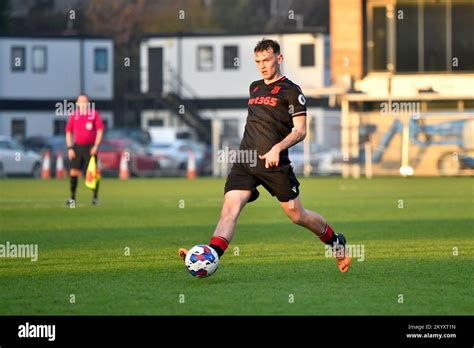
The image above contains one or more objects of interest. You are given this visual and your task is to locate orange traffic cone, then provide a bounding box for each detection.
[119,151,129,180]
[55,151,64,179]
[187,151,197,179]
[41,150,51,179]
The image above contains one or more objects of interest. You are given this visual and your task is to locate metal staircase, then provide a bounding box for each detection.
[161,66,213,144]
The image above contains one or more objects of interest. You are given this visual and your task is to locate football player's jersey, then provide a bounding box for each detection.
[240,76,307,162]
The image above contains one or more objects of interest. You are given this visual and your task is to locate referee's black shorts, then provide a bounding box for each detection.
[224,158,300,203]
[70,144,95,172]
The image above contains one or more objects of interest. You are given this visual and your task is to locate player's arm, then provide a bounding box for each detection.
[66,131,75,160]
[90,129,103,155]
[259,116,306,168]
[259,85,307,168]
[91,112,105,155]
[275,116,307,151]
[65,131,73,148]
[65,116,75,160]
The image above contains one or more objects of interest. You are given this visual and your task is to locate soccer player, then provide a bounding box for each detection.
[65,94,104,206]
[179,39,351,272]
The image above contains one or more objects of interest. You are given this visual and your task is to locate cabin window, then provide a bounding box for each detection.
[32,46,47,73]
[197,46,214,71]
[11,46,26,72]
[300,44,315,67]
[223,45,239,70]
[94,48,108,73]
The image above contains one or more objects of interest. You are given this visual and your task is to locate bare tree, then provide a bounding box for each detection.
[86,0,147,45]
[85,0,148,126]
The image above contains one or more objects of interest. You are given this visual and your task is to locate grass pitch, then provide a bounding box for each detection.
[0,177,473,315]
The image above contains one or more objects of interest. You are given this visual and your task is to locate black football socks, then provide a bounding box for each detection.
[70,176,78,200]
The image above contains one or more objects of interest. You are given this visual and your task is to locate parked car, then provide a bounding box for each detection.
[0,136,42,177]
[99,139,160,177]
[147,127,198,143]
[104,128,152,147]
[315,148,343,176]
[288,143,319,175]
[288,143,343,176]
[147,139,209,175]
[23,136,69,176]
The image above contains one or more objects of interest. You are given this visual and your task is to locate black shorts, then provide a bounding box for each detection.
[224,159,300,203]
[70,144,94,171]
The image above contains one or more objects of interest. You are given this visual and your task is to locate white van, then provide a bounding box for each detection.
[147,127,198,144]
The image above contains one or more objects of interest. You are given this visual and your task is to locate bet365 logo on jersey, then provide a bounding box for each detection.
[248,96,278,106]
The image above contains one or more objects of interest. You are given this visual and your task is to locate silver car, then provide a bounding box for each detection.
[147,140,207,175]
[0,136,42,177]
[289,142,343,176]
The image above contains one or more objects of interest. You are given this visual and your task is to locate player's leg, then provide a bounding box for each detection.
[208,163,259,257]
[179,189,252,260]
[66,145,83,205]
[92,180,99,205]
[67,168,80,205]
[179,162,258,260]
[279,196,330,237]
[209,189,252,256]
[257,163,351,272]
[279,197,351,272]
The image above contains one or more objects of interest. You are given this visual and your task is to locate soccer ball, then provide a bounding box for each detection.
[185,244,219,278]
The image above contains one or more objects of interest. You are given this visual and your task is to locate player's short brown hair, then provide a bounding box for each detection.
[254,39,281,55]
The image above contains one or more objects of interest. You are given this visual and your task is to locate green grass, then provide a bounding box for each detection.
[0,177,473,315]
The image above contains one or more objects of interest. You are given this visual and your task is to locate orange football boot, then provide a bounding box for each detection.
[335,233,352,273]
[178,248,188,261]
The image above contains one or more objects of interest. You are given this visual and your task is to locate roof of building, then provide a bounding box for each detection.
[0,34,113,40]
[141,28,327,40]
